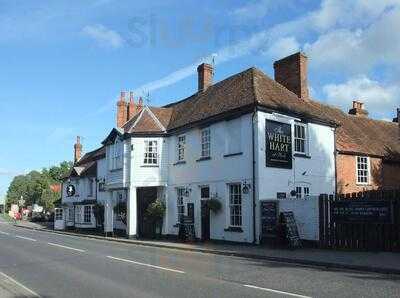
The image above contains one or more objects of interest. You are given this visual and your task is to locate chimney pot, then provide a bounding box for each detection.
[117,91,128,128]
[349,100,368,117]
[197,63,213,92]
[128,92,135,120]
[274,52,309,100]
[74,136,82,163]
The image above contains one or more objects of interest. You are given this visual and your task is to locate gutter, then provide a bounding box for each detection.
[252,107,257,244]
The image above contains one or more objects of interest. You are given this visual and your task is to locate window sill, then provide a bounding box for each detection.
[110,168,123,172]
[173,161,186,166]
[141,165,159,168]
[294,153,311,159]
[196,156,211,162]
[223,152,243,158]
[356,183,370,186]
[224,227,243,233]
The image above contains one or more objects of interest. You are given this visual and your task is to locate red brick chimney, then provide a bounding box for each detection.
[137,97,143,111]
[197,63,213,92]
[274,52,309,100]
[348,100,368,117]
[74,136,82,163]
[117,91,128,128]
[127,91,136,120]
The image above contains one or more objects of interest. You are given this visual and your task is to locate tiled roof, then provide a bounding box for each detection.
[76,146,106,166]
[125,67,399,159]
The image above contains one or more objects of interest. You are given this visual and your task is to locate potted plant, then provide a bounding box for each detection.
[145,199,166,238]
[93,203,105,229]
[113,201,127,225]
[207,198,222,213]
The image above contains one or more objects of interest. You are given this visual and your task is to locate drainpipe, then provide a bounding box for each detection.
[252,107,257,244]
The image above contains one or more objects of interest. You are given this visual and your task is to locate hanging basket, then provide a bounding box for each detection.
[207,198,222,213]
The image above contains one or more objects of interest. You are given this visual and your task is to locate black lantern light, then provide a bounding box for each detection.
[242,181,251,194]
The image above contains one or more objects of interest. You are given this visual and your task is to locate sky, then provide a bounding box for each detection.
[1,0,400,199]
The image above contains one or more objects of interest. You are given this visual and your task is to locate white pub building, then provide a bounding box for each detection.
[58,52,336,244]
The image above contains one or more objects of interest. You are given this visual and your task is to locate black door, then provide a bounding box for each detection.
[137,187,158,238]
[201,201,210,241]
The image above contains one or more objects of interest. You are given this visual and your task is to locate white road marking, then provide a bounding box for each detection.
[15,235,37,242]
[107,256,185,274]
[47,242,85,252]
[0,231,10,235]
[0,272,41,297]
[243,284,312,298]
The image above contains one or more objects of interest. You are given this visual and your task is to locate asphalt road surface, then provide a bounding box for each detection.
[0,218,399,298]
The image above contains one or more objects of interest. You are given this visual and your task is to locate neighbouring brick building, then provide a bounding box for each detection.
[274,53,400,194]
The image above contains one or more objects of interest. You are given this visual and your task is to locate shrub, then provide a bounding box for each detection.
[207,198,222,213]
[146,199,166,222]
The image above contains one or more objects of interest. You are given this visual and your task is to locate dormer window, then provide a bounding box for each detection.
[294,123,308,155]
[109,139,123,170]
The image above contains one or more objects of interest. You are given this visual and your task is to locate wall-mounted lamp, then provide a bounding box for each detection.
[242,180,251,194]
[184,187,192,197]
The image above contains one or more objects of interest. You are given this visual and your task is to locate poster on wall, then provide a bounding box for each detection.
[265,120,292,169]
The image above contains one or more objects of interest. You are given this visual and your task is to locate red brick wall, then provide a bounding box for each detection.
[337,153,400,194]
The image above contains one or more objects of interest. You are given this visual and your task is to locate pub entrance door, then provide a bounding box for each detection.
[201,200,210,241]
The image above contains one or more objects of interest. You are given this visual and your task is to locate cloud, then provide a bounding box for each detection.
[310,0,400,31]
[323,75,400,116]
[0,168,23,177]
[230,0,274,21]
[82,24,124,48]
[305,7,400,74]
[262,36,300,59]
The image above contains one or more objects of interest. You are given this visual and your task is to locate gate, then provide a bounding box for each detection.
[319,190,400,252]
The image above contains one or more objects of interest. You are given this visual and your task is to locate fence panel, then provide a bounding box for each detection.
[319,190,400,252]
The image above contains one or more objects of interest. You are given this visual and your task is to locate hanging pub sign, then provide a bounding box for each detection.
[66,184,76,197]
[265,120,292,169]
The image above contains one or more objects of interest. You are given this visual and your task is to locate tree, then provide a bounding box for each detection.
[5,161,72,211]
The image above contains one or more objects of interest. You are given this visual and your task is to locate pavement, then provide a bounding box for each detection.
[1,217,400,298]
[11,219,400,275]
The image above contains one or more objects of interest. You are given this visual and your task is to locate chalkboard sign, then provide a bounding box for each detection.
[178,216,195,242]
[281,211,302,249]
[260,201,279,238]
[331,200,393,223]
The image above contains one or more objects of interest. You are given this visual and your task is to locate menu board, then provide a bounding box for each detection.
[281,211,302,248]
[260,201,279,238]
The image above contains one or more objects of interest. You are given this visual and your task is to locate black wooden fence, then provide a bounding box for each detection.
[319,190,400,252]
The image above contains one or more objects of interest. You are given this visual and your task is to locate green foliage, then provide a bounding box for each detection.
[93,203,105,226]
[146,199,166,222]
[113,201,127,225]
[207,198,222,213]
[5,161,72,211]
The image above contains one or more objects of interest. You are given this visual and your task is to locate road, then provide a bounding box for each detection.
[0,217,399,298]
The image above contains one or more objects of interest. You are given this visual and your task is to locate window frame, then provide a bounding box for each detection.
[356,156,370,185]
[143,140,158,165]
[177,188,185,223]
[228,183,242,228]
[200,128,211,158]
[177,135,186,162]
[55,209,63,221]
[200,185,210,200]
[84,205,92,223]
[294,122,308,155]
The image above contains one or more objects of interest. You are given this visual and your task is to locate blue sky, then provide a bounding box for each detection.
[1,0,399,200]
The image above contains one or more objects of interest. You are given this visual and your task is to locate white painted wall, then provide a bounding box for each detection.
[254,111,335,243]
[129,137,169,187]
[279,196,320,241]
[165,114,254,243]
